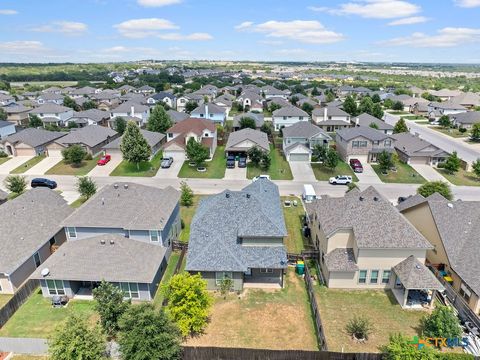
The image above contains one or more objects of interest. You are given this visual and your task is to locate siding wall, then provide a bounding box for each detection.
[196,271,244,291]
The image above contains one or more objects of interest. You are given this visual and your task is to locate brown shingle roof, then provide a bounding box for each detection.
[166,117,216,136]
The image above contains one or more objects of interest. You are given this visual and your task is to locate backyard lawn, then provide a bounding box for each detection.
[110,151,163,177]
[45,155,100,176]
[10,155,46,174]
[372,162,426,184]
[179,195,202,242]
[178,146,226,179]
[429,126,468,138]
[0,294,12,308]
[0,157,10,166]
[282,196,311,253]
[311,161,358,182]
[0,290,97,338]
[186,269,318,350]
[435,168,480,186]
[247,144,293,180]
[315,287,426,353]
[153,251,181,307]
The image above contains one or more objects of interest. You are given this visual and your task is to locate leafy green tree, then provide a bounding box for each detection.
[326,91,335,103]
[371,93,381,103]
[393,118,409,134]
[239,117,256,130]
[301,102,314,115]
[118,304,182,360]
[93,281,130,337]
[29,114,43,128]
[62,145,87,167]
[472,159,480,179]
[260,122,273,136]
[180,181,194,206]
[417,181,453,200]
[324,148,339,170]
[311,87,320,96]
[4,175,27,195]
[76,176,96,199]
[63,95,79,111]
[378,150,394,172]
[185,101,198,113]
[147,104,173,133]
[290,96,299,105]
[49,315,106,360]
[0,108,6,121]
[343,95,358,116]
[82,100,97,110]
[383,98,394,109]
[444,151,461,174]
[260,151,271,169]
[219,278,233,298]
[268,102,282,113]
[162,272,213,337]
[421,305,462,339]
[312,144,328,162]
[439,115,451,129]
[185,137,209,166]
[392,101,404,111]
[114,117,126,135]
[471,123,480,142]
[359,96,374,115]
[247,146,265,166]
[381,333,437,360]
[370,122,379,129]
[120,121,151,169]
[372,103,384,119]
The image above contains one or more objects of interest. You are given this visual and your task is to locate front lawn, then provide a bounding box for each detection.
[388,111,409,115]
[371,162,426,184]
[282,196,311,253]
[10,155,46,174]
[178,146,226,179]
[311,161,359,182]
[0,290,97,338]
[315,287,426,353]
[0,157,10,166]
[70,196,88,208]
[153,251,181,307]
[179,195,202,242]
[435,168,480,186]
[185,269,318,350]
[402,115,427,121]
[429,126,468,138]
[110,151,163,177]
[0,294,12,308]
[247,145,293,180]
[45,155,100,176]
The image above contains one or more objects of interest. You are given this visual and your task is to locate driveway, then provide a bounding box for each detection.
[410,164,451,183]
[354,163,383,184]
[0,156,33,174]
[24,156,62,175]
[155,153,184,179]
[289,161,316,182]
[87,154,123,177]
[224,165,246,180]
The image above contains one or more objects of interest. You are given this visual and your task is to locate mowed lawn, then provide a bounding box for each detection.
[153,251,181,307]
[10,155,46,174]
[45,155,100,176]
[0,157,10,166]
[429,126,468,138]
[178,146,226,179]
[311,161,359,182]
[282,196,310,253]
[70,196,88,208]
[186,269,318,350]
[372,162,426,184]
[179,195,202,242]
[0,290,97,338]
[315,287,426,353]
[436,168,480,186]
[110,151,163,177]
[247,144,293,180]
[0,294,12,308]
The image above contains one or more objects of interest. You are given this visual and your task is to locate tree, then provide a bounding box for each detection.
[312,144,328,163]
[114,117,126,135]
[260,122,273,136]
[247,146,264,166]
[118,304,182,360]
[324,148,339,170]
[371,93,381,103]
[180,181,194,206]
[29,114,43,128]
[82,100,97,110]
[162,272,213,337]
[378,150,394,173]
[63,95,79,111]
[358,96,374,115]
[260,151,271,169]
[68,121,78,129]
[239,117,256,130]
[421,305,462,339]
[0,108,6,121]
[471,123,480,142]
[301,102,314,115]
[268,102,282,113]
[383,98,394,109]
[393,118,409,134]
[147,104,173,133]
[185,101,198,113]
[326,91,335,103]
[77,176,97,199]
[185,137,210,167]
[92,281,130,337]
[392,101,404,111]
[120,121,151,169]
[219,278,233,298]
[439,115,451,129]
[311,87,320,96]
[290,96,299,105]
[343,95,358,116]
[369,122,379,129]
[49,315,106,360]
[472,159,480,179]
[62,145,87,167]
[4,175,27,195]
[444,151,461,174]
[372,103,384,119]
[417,181,453,200]
[381,333,437,360]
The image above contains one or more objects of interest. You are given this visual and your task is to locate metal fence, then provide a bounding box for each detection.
[0,279,39,329]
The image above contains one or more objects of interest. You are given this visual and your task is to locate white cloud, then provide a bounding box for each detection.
[454,0,480,7]
[0,9,17,15]
[0,40,48,54]
[388,16,429,25]
[313,0,421,19]
[137,0,182,7]
[31,21,88,34]
[307,6,330,12]
[157,32,212,40]
[114,18,178,38]
[236,20,344,44]
[235,21,253,30]
[274,48,308,55]
[383,27,480,47]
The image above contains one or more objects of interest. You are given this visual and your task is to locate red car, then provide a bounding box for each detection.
[349,158,363,173]
[97,154,111,166]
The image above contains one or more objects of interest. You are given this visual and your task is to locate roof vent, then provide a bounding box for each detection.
[373,196,379,202]
[359,196,364,201]
[114,183,118,189]
[101,197,105,205]
[447,203,453,208]
[246,193,251,199]
[124,184,129,190]
[110,239,115,245]
[41,268,50,277]
[100,239,106,245]
[226,193,230,198]
[415,264,421,270]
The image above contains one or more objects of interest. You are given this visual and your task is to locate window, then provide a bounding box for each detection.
[382,270,391,284]
[460,283,472,302]
[370,270,379,284]
[67,227,77,238]
[204,133,209,137]
[353,140,368,148]
[121,283,140,299]
[260,268,273,274]
[33,252,41,268]
[200,113,204,117]
[358,270,367,284]
[215,272,233,286]
[149,230,159,242]
[299,117,303,120]
[373,141,379,146]
[47,279,65,295]
[384,139,392,147]
[168,133,173,138]
[283,116,287,120]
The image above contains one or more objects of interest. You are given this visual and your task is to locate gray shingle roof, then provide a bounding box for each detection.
[324,248,358,272]
[0,120,14,129]
[186,179,287,272]
[336,126,393,142]
[0,189,73,275]
[71,109,110,123]
[103,129,165,150]
[312,106,350,118]
[225,128,269,152]
[354,113,394,130]
[63,183,179,231]
[232,112,264,128]
[29,103,71,114]
[31,234,166,283]
[112,101,149,113]
[56,125,117,148]
[392,255,443,290]
[167,110,189,123]
[282,121,331,140]
[272,106,309,117]
[191,103,225,115]
[449,111,480,125]
[3,128,65,148]
[391,133,448,158]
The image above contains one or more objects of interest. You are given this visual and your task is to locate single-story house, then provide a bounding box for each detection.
[67,109,110,127]
[232,112,264,131]
[428,101,467,118]
[392,133,449,166]
[37,93,64,105]
[2,128,65,156]
[29,103,74,127]
[449,111,480,129]
[353,113,394,135]
[451,92,480,109]
[103,129,166,158]
[225,128,269,156]
[272,106,309,131]
[282,121,331,162]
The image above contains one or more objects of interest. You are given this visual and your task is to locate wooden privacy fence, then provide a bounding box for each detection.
[0,279,39,329]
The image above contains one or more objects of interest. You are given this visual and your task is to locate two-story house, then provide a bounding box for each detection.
[261,85,290,99]
[282,121,331,162]
[427,100,467,119]
[109,101,149,127]
[145,92,177,109]
[272,106,309,131]
[312,106,352,132]
[186,179,288,291]
[1,104,31,126]
[353,113,394,135]
[29,104,74,127]
[37,93,64,105]
[32,183,181,301]
[190,103,226,125]
[236,91,264,112]
[176,93,204,112]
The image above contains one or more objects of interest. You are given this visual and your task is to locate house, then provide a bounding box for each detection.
[412,102,429,116]
[225,128,269,156]
[29,104,74,127]
[163,118,217,158]
[0,120,16,140]
[193,84,218,100]
[282,121,331,162]
[449,111,480,129]
[428,100,467,118]
[408,86,424,98]
[451,92,480,109]
[190,103,226,125]
[312,106,352,132]
[2,128,65,156]
[135,85,155,95]
[398,194,480,314]
[0,94,15,106]
[261,85,290,99]
[336,126,395,163]
[167,109,189,123]
[37,93,64,105]
[267,97,291,108]
[145,92,177,109]
[306,187,442,308]
[0,189,73,294]
[110,101,149,127]
[353,113,394,135]
[70,86,97,98]
[272,106,309,131]
[429,89,462,101]
[236,91,264,112]
[118,85,136,93]
[42,86,63,95]
[66,109,110,127]
[46,125,119,156]
[186,179,288,291]
[213,93,235,114]
[392,133,449,166]
[176,94,204,112]
[103,129,166,158]
[32,183,181,301]
[1,104,30,126]
[120,92,145,104]
[232,112,264,131]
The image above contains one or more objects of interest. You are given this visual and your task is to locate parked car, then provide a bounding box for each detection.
[97,154,111,166]
[238,157,247,168]
[31,178,57,189]
[226,155,236,169]
[349,158,363,173]
[161,157,174,169]
[252,174,271,182]
[329,175,352,185]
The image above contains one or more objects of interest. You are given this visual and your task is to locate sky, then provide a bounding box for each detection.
[0,0,480,63]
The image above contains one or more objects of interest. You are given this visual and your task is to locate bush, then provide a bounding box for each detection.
[180,219,185,229]
[421,305,462,339]
[0,150,7,158]
[459,127,467,133]
[345,315,373,340]
[4,175,27,194]
[84,153,93,161]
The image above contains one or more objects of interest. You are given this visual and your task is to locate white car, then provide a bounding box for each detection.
[252,174,271,182]
[329,175,352,185]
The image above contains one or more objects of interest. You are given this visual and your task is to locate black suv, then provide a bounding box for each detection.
[31,178,57,189]
[226,155,236,169]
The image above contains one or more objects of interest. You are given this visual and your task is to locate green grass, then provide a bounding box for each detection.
[179,195,202,242]
[371,162,426,184]
[153,252,181,307]
[0,290,97,338]
[282,196,311,253]
[110,151,163,177]
[0,157,11,166]
[429,126,468,138]
[435,168,480,186]
[70,197,87,208]
[12,356,48,360]
[178,146,226,179]
[402,115,427,120]
[45,155,100,176]
[311,161,359,182]
[10,155,46,174]
[0,294,12,308]
[247,144,293,180]
[388,111,409,115]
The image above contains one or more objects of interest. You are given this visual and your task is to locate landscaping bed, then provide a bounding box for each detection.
[282,196,311,253]
[311,161,358,182]
[371,163,426,184]
[178,146,226,179]
[10,155,46,174]
[45,155,100,176]
[435,168,480,186]
[110,151,163,177]
[247,145,292,180]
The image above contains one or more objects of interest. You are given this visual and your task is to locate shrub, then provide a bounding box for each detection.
[4,175,27,194]
[84,153,93,161]
[459,127,467,133]
[345,315,373,340]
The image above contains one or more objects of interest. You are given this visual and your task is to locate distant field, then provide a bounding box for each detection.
[10,80,106,88]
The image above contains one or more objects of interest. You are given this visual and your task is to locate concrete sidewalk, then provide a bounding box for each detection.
[0,337,47,355]
[24,156,62,175]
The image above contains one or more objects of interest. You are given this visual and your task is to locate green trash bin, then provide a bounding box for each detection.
[296,261,305,275]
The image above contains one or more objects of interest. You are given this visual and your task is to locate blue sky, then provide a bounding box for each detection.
[0,0,480,63]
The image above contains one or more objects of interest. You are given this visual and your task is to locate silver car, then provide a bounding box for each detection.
[161,157,174,168]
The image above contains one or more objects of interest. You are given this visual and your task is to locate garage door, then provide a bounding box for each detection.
[289,153,310,162]
[15,148,36,156]
[409,156,429,165]
[47,148,63,157]
[164,150,185,159]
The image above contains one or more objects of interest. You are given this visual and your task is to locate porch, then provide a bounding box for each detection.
[243,268,284,290]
